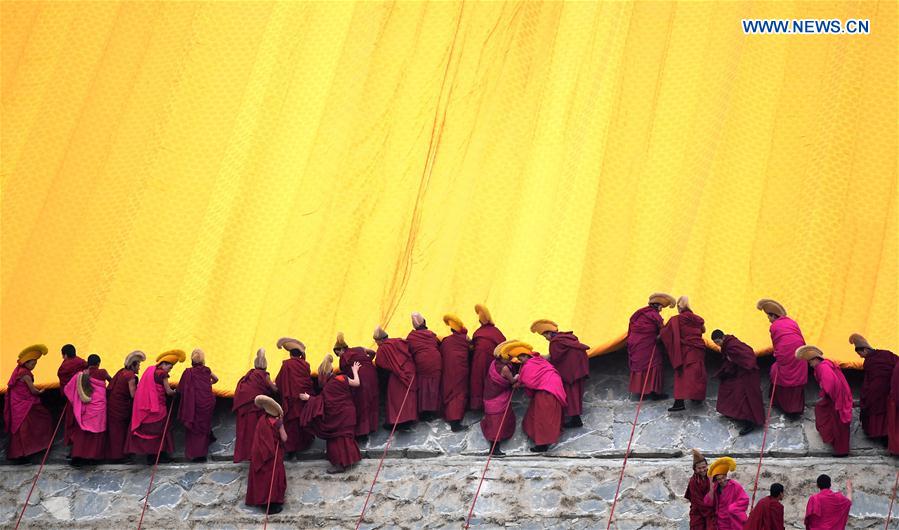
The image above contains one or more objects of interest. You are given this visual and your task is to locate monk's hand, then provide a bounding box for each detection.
[299,392,310,401]
[352,361,361,372]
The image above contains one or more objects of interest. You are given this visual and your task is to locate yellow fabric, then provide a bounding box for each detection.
[1,2,895,395]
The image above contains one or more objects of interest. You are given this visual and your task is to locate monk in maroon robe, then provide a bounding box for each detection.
[274,337,314,457]
[58,343,88,449]
[745,483,785,530]
[300,355,362,473]
[374,326,418,429]
[627,293,674,400]
[531,320,589,428]
[245,395,287,515]
[683,449,714,530]
[889,360,899,456]
[712,330,765,435]
[178,349,218,462]
[515,344,566,452]
[660,297,707,411]
[406,312,442,419]
[481,358,517,456]
[65,354,110,465]
[233,348,278,463]
[470,304,506,411]
[804,475,852,530]
[798,346,852,456]
[106,351,144,462]
[849,333,897,440]
[4,345,53,463]
[334,333,379,439]
[441,314,470,431]
[127,349,183,464]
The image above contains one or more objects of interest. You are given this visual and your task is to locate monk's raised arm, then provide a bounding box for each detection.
[22,374,42,395]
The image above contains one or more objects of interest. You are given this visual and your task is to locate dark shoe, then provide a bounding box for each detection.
[191,456,208,463]
[266,503,283,514]
[650,392,669,401]
[355,435,369,444]
[383,423,394,431]
[785,413,802,421]
[563,416,584,428]
[70,457,84,468]
[326,465,346,474]
[529,445,549,453]
[668,400,686,412]
[146,455,155,466]
[450,420,468,432]
[738,422,756,436]
[398,421,415,432]
[158,452,173,464]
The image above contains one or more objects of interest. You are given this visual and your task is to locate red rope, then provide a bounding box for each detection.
[355,373,416,530]
[749,371,778,509]
[137,397,176,530]
[262,439,281,530]
[14,402,67,530]
[886,470,899,530]
[606,345,657,529]
[464,389,515,529]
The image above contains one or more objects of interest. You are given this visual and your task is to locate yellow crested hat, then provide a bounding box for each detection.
[795,345,824,362]
[474,304,493,325]
[648,293,676,308]
[156,349,186,365]
[707,456,737,478]
[756,298,787,318]
[254,395,283,417]
[848,333,871,351]
[494,339,534,364]
[277,337,305,354]
[124,350,146,368]
[191,348,205,365]
[530,319,559,335]
[443,314,465,333]
[18,344,48,365]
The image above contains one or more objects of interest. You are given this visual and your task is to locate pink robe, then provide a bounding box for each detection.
[64,370,107,459]
[519,356,566,445]
[469,323,506,411]
[58,356,88,446]
[480,360,516,443]
[702,478,748,530]
[813,359,853,456]
[627,306,664,394]
[804,489,851,529]
[127,366,173,455]
[4,365,53,459]
[768,316,808,414]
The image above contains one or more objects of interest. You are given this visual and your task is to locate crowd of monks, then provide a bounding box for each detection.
[4,295,898,521]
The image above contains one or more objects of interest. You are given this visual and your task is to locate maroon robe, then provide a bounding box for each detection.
[440,329,470,422]
[860,349,897,438]
[126,368,174,455]
[58,355,88,446]
[69,367,108,460]
[339,347,379,436]
[715,335,765,426]
[470,323,506,411]
[376,338,419,424]
[744,495,785,530]
[4,365,53,460]
[889,361,899,455]
[178,365,217,459]
[232,368,274,463]
[683,472,715,529]
[245,415,286,506]
[519,357,565,446]
[406,329,442,413]
[300,375,361,468]
[813,360,852,456]
[106,367,136,460]
[275,357,314,452]
[548,331,590,417]
[660,312,707,401]
[627,306,664,394]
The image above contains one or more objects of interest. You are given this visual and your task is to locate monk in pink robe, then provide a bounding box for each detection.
[889,361,899,456]
[804,475,852,529]
[106,351,143,462]
[127,350,183,464]
[519,352,566,452]
[334,333,379,439]
[233,348,277,463]
[58,344,88,449]
[64,354,109,465]
[300,355,362,473]
[683,449,714,529]
[712,330,765,435]
[469,304,506,411]
[532,320,589,428]
[441,315,470,431]
[758,299,807,417]
[480,359,517,456]
[659,297,707,411]
[798,346,852,456]
[245,396,287,515]
[702,457,748,530]
[850,334,897,439]
[274,340,314,456]
[374,327,418,428]
[4,345,53,463]
[406,312,442,419]
[627,293,674,400]
[178,349,218,462]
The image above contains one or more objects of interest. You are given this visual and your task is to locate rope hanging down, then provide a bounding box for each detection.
[137,398,176,530]
[14,403,67,530]
[464,390,516,529]
[262,442,281,530]
[886,470,899,530]
[750,371,779,509]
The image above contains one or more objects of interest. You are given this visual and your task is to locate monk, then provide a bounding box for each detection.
[757,299,808,419]
[127,349,184,464]
[890,360,899,456]
[745,483,785,530]
[480,357,517,456]
[373,326,418,430]
[299,355,362,473]
[531,319,589,428]
[58,343,88,449]
[245,395,287,515]
[850,333,897,440]
[178,348,218,462]
[702,456,748,530]
[4,345,53,464]
[660,296,707,412]
[683,449,714,529]
[441,314,470,432]
[333,332,379,440]
[233,348,277,463]
[627,293,675,400]
[106,351,144,462]
[797,346,852,456]
[406,312,442,420]
[470,304,506,411]
[804,475,852,529]
[64,354,110,466]
[512,341,566,452]
[274,337,314,457]
[712,330,765,435]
